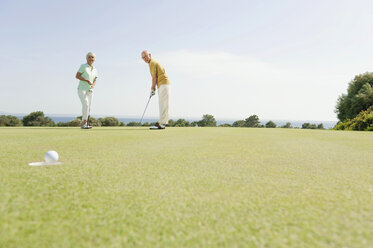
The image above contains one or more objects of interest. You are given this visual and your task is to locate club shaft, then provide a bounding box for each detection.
[87,91,92,126]
[140,97,151,124]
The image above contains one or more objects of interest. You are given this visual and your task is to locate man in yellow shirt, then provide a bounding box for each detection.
[141,50,170,129]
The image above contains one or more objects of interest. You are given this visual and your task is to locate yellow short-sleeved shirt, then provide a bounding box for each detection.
[149,58,170,88]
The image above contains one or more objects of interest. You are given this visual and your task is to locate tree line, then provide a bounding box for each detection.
[0,111,125,127]
[0,112,325,129]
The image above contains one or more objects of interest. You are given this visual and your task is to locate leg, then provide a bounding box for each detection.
[86,90,93,126]
[78,90,89,125]
[158,85,170,125]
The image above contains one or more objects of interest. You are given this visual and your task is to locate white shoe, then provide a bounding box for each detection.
[81,124,90,129]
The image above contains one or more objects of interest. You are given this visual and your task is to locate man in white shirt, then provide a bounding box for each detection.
[75,52,98,129]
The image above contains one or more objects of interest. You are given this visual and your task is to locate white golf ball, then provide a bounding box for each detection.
[44,151,59,163]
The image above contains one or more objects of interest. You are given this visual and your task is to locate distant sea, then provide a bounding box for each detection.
[12,115,337,129]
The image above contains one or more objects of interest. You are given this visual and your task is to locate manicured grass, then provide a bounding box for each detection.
[0,127,372,247]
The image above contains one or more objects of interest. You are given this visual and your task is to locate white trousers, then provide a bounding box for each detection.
[78,90,93,122]
[158,85,170,125]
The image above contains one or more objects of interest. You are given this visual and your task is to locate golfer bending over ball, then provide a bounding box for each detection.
[75,52,98,129]
[141,50,170,129]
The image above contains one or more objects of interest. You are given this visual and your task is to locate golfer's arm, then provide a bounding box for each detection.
[151,76,157,91]
[75,72,90,83]
[92,77,97,87]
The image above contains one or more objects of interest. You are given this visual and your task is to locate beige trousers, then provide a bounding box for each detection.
[78,89,93,122]
[158,85,170,125]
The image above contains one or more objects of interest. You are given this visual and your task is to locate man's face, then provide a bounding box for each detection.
[87,55,95,65]
[142,52,151,63]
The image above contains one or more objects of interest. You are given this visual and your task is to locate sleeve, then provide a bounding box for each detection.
[77,64,85,74]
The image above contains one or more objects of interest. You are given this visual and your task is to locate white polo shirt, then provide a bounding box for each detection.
[77,63,98,91]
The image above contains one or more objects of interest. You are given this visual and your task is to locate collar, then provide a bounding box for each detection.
[85,63,95,69]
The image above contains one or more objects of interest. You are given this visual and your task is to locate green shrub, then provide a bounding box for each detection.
[127,122,141,126]
[244,115,260,127]
[265,121,276,128]
[219,123,232,127]
[197,114,216,127]
[335,73,373,121]
[0,115,22,126]
[22,111,55,126]
[98,117,120,126]
[281,122,292,128]
[232,120,245,127]
[334,106,373,131]
[174,119,190,127]
[301,123,325,129]
[168,119,175,127]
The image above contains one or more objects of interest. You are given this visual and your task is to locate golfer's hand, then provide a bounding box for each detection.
[86,80,92,85]
[150,90,156,97]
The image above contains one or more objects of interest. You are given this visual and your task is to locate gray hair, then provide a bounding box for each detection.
[86,52,96,59]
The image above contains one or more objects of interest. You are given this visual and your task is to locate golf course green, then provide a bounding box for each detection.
[0,127,372,247]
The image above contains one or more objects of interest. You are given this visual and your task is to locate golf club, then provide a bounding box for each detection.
[140,95,152,124]
[87,89,93,128]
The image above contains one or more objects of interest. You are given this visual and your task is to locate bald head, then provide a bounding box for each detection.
[141,50,151,63]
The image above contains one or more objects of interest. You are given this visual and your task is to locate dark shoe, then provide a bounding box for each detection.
[155,123,166,129]
[150,123,165,129]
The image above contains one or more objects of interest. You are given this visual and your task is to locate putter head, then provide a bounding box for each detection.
[29,161,63,166]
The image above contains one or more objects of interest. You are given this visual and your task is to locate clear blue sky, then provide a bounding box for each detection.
[1,0,373,121]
